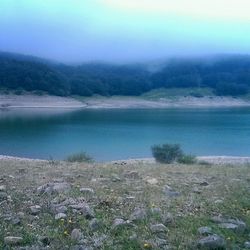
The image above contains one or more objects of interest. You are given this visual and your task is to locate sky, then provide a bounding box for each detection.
[0,0,250,63]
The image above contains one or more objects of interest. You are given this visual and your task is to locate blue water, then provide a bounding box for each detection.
[0,108,250,161]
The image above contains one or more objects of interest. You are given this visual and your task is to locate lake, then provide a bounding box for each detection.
[0,108,250,161]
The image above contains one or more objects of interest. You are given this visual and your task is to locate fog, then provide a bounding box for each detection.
[1,0,250,63]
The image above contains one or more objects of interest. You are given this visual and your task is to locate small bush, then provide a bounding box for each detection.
[178,154,196,164]
[66,152,93,163]
[151,144,183,163]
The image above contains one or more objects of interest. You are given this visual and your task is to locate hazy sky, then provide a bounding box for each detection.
[0,0,250,62]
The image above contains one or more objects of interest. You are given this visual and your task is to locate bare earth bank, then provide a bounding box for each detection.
[1,94,250,109]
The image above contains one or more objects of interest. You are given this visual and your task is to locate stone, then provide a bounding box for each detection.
[124,171,139,179]
[161,213,173,225]
[111,174,121,182]
[151,207,162,215]
[11,217,21,225]
[112,218,131,230]
[0,185,6,191]
[52,182,71,193]
[193,187,202,194]
[145,178,158,185]
[80,203,95,219]
[4,236,23,245]
[80,188,94,196]
[200,181,209,186]
[71,229,82,241]
[30,205,41,215]
[89,218,100,231]
[219,221,246,232]
[55,213,67,220]
[198,226,213,236]
[244,242,250,249]
[163,185,181,197]
[130,208,147,221]
[0,192,8,200]
[55,205,68,214]
[197,235,225,249]
[150,224,168,233]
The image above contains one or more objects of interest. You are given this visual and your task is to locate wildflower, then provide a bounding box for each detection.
[144,243,152,249]
[64,230,69,236]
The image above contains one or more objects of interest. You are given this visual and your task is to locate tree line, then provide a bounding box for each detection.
[1,52,250,97]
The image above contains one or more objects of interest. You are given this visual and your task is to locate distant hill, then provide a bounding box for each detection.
[1,52,250,97]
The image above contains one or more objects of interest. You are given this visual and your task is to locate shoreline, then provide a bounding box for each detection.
[1,155,250,165]
[1,94,250,109]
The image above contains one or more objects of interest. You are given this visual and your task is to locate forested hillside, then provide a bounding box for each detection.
[1,52,250,97]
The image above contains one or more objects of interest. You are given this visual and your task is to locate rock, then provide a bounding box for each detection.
[0,185,6,191]
[244,242,250,249]
[200,181,209,186]
[193,187,202,194]
[198,227,213,235]
[55,205,68,214]
[37,182,71,195]
[197,235,225,249]
[11,217,21,225]
[71,229,82,241]
[80,203,95,219]
[211,216,246,233]
[112,218,131,230]
[4,236,23,245]
[71,245,93,250]
[151,207,162,216]
[124,171,139,179]
[150,224,168,234]
[80,188,95,196]
[130,208,147,221]
[0,192,8,200]
[52,182,71,193]
[161,213,173,225]
[89,218,100,231]
[219,221,246,232]
[93,234,107,248]
[30,205,41,215]
[55,213,67,220]
[163,185,181,197]
[111,174,121,182]
[145,178,158,185]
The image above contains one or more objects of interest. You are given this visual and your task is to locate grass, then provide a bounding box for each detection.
[65,151,93,163]
[0,159,249,249]
[141,87,215,100]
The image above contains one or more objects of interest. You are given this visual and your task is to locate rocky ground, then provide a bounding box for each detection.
[0,159,249,249]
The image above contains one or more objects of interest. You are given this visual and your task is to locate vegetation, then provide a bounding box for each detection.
[0,159,249,249]
[151,143,197,164]
[151,144,184,163]
[65,151,93,163]
[1,52,250,97]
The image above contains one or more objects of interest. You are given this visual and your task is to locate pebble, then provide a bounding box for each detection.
[55,213,67,220]
[4,236,23,245]
[163,185,181,197]
[30,205,41,215]
[89,218,100,231]
[197,234,225,249]
[145,177,158,185]
[130,208,147,221]
[198,226,213,236]
[244,242,250,249]
[124,171,139,179]
[150,223,168,233]
[79,188,95,196]
[71,229,82,241]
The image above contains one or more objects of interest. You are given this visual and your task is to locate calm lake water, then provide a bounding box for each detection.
[0,108,250,161]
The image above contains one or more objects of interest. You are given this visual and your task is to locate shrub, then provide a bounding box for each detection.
[178,154,196,164]
[66,152,93,163]
[151,144,183,163]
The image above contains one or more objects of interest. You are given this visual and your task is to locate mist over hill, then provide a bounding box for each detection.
[1,52,250,97]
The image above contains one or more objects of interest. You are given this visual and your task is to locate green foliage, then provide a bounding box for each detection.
[151,144,184,163]
[178,154,196,164]
[65,152,93,163]
[1,52,250,97]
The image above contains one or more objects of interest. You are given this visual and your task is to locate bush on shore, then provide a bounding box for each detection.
[151,143,196,164]
[65,152,93,163]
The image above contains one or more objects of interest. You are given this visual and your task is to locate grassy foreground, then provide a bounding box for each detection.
[0,159,249,249]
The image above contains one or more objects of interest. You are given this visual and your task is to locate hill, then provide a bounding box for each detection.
[1,52,250,97]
